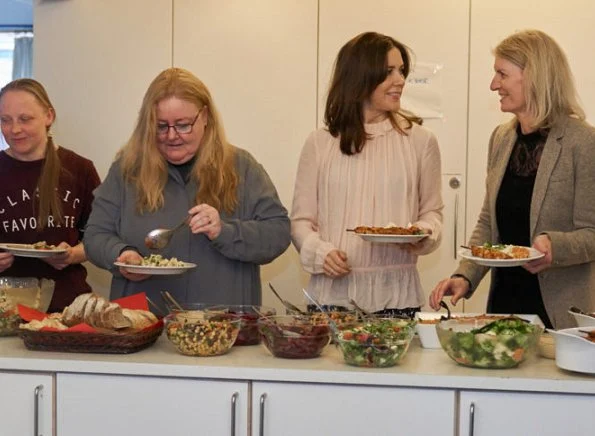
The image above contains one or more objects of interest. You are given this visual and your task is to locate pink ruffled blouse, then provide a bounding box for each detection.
[291,118,444,311]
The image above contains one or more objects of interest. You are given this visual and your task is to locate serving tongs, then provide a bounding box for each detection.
[268,283,307,315]
[439,301,452,321]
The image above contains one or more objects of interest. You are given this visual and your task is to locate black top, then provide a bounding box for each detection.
[490,124,553,328]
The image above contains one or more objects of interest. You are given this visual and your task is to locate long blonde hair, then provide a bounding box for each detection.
[119,68,238,214]
[494,29,585,129]
[0,79,62,230]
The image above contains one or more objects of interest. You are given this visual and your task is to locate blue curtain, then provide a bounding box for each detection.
[12,32,33,79]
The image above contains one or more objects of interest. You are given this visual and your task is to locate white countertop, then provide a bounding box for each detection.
[1,335,594,394]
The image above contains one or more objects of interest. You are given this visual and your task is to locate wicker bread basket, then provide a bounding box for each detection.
[18,320,164,354]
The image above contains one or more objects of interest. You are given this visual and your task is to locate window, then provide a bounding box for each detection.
[0,33,16,88]
[0,31,33,149]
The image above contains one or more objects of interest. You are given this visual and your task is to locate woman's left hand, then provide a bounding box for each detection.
[188,203,222,240]
[403,229,433,253]
[523,234,552,274]
[42,242,85,270]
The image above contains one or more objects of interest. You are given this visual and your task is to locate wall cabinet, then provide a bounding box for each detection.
[459,390,595,436]
[252,381,456,436]
[56,373,249,436]
[0,372,53,436]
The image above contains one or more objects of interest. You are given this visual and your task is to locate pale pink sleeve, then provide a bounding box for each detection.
[411,131,444,255]
[290,132,335,274]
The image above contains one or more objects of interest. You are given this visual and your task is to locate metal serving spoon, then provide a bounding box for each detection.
[268,283,307,315]
[349,298,372,320]
[160,290,184,311]
[302,288,340,338]
[144,215,190,250]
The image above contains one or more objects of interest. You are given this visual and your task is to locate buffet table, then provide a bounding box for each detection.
[0,336,594,436]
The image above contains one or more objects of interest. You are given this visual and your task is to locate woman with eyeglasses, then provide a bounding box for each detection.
[0,78,101,312]
[84,67,290,307]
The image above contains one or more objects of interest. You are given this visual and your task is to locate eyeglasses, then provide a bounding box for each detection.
[156,110,202,136]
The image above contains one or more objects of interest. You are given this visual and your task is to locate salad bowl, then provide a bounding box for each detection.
[436,316,543,368]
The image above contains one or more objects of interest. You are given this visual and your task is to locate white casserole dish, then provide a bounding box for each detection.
[567,310,595,327]
[548,327,595,374]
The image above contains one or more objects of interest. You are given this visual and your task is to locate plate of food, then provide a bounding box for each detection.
[0,242,67,258]
[459,243,544,267]
[114,254,196,275]
[347,225,428,243]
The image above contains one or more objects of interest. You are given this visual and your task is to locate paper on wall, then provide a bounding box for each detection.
[401,62,444,119]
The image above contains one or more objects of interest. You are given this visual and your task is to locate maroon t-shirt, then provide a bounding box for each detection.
[0,147,101,312]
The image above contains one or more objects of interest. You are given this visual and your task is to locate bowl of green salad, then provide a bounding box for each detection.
[335,318,416,368]
[436,316,543,369]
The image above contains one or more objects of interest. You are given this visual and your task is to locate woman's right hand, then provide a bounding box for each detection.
[0,251,14,272]
[429,276,470,310]
[116,250,151,282]
[323,249,351,278]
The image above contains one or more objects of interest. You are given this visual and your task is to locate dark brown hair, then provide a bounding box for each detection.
[324,32,418,155]
[0,78,62,229]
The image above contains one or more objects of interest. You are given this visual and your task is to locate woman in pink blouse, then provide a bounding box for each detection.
[291,32,444,317]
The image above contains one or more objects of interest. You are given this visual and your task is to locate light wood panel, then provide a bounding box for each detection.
[173,0,318,307]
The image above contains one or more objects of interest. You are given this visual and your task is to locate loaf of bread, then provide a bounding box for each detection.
[122,309,159,329]
[62,293,132,329]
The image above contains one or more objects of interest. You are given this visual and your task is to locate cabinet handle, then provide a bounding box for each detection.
[230,391,239,436]
[259,393,267,436]
[453,192,459,259]
[468,402,475,436]
[34,384,43,436]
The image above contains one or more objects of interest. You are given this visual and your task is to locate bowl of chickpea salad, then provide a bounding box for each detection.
[164,309,241,356]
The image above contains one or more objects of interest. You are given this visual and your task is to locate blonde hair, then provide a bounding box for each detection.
[118,68,238,214]
[0,79,62,230]
[494,29,585,129]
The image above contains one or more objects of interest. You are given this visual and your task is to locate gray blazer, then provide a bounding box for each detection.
[455,117,595,328]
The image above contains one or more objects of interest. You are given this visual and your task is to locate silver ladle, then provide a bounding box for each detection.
[144,215,190,250]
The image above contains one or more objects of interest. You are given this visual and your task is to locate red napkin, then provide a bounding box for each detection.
[18,292,151,332]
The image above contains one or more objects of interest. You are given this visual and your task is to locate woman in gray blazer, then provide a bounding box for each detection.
[429,29,595,329]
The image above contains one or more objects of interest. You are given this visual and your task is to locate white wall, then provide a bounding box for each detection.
[34,0,173,298]
[32,0,595,313]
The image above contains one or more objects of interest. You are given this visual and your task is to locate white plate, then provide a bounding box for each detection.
[0,243,67,258]
[114,261,196,275]
[458,247,544,267]
[356,233,428,243]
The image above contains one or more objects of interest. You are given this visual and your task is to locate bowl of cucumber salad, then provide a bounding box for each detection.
[436,316,543,369]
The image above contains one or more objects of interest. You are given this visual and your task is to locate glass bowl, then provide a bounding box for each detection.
[335,318,416,367]
[207,305,276,346]
[436,316,543,368]
[257,314,331,359]
[0,308,21,337]
[164,311,240,356]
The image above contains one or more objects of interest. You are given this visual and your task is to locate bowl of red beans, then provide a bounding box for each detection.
[257,314,331,359]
